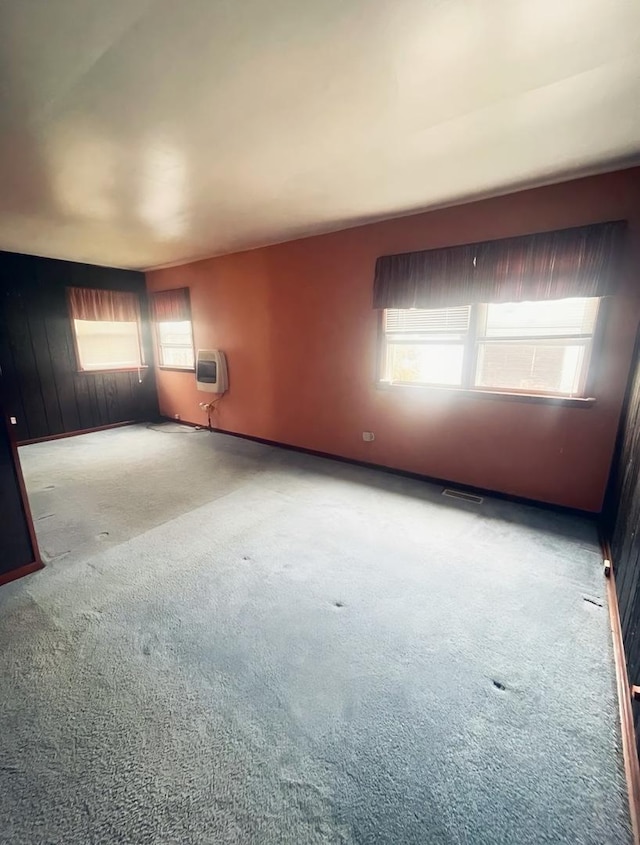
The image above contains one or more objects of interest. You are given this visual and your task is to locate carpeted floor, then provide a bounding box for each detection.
[0,424,631,844]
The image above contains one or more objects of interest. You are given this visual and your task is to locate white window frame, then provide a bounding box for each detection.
[380,298,601,399]
[72,318,144,373]
[156,320,195,371]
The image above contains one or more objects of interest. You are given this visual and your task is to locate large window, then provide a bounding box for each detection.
[381,297,600,397]
[68,286,144,372]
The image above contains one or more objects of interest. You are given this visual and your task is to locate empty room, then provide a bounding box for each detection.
[1,1,640,843]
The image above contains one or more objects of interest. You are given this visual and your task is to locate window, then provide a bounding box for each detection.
[156,320,195,369]
[383,306,471,387]
[67,287,144,372]
[150,288,195,370]
[73,319,143,371]
[381,297,600,398]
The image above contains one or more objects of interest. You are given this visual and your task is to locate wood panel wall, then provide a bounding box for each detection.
[0,251,158,442]
[605,326,640,754]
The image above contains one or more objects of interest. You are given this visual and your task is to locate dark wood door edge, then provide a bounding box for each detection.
[602,540,640,845]
[0,560,44,588]
[18,419,138,446]
[0,409,43,585]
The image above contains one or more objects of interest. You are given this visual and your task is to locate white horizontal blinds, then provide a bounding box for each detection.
[384,306,469,386]
[483,297,599,339]
[158,322,192,346]
[74,319,141,370]
[476,297,600,396]
[385,306,471,334]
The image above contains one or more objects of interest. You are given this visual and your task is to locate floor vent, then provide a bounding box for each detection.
[442,488,484,504]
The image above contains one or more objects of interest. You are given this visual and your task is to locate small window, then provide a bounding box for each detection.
[157,320,195,369]
[150,288,195,370]
[73,319,143,371]
[381,297,600,398]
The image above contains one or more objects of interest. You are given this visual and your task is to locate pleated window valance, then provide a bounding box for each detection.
[373,221,626,310]
[150,288,191,322]
[67,286,141,323]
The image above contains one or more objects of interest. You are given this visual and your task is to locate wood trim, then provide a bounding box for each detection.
[76,365,149,375]
[602,539,640,845]
[18,419,138,446]
[2,409,42,580]
[0,560,44,588]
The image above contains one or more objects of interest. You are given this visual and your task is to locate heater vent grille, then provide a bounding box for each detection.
[442,488,484,504]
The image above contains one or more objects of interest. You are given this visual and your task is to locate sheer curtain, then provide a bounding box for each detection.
[149,288,191,322]
[67,286,142,322]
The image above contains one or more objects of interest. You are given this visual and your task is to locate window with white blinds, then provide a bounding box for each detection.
[157,321,195,369]
[383,307,471,387]
[385,306,471,335]
[73,320,142,371]
[381,297,600,397]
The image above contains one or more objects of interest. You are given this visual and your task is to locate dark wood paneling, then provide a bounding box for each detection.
[3,289,49,440]
[604,325,640,758]
[0,251,159,440]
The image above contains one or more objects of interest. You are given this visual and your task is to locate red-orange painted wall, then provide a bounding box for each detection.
[147,168,640,512]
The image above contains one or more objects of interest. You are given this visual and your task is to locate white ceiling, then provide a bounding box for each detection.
[0,0,639,271]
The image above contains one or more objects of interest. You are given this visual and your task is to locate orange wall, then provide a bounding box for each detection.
[147,168,640,512]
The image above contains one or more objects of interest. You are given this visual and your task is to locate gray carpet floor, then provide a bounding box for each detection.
[0,423,631,844]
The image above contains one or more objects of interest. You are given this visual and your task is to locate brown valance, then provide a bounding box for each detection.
[373,221,626,309]
[67,287,141,323]
[150,288,191,322]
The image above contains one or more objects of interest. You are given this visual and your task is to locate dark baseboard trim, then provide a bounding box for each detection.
[601,539,640,845]
[18,420,138,447]
[159,416,596,518]
[0,560,44,588]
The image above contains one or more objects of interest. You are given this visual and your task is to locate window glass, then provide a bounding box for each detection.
[381,298,599,397]
[74,319,142,371]
[386,343,465,386]
[475,342,587,395]
[157,320,195,369]
[383,307,470,387]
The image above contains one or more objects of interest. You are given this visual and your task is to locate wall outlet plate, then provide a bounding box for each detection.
[362,431,375,442]
[9,417,17,425]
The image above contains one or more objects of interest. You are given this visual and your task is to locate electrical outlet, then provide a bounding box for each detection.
[9,416,17,425]
[362,431,375,442]
[174,414,181,420]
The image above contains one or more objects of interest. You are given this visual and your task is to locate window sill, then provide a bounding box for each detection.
[158,366,196,373]
[375,381,596,408]
[77,365,149,375]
